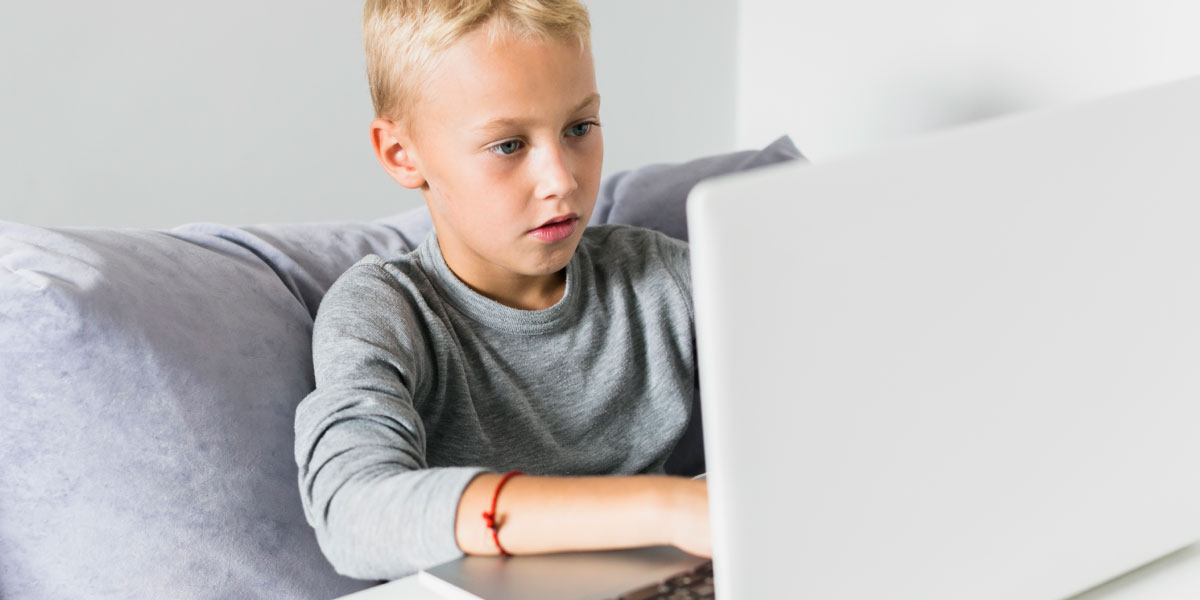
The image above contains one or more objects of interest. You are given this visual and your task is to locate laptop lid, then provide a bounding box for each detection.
[687,74,1200,600]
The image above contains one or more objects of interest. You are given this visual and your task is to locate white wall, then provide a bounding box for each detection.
[590,0,738,173]
[738,0,1200,162]
[13,1,1199,228]
[0,1,736,228]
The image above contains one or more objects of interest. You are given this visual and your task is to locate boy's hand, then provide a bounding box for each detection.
[668,479,712,558]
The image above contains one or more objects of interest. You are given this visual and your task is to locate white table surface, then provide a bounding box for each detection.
[337,572,464,600]
[335,542,1200,600]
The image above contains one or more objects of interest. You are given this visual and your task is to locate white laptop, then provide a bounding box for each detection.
[420,74,1200,599]
[689,74,1200,599]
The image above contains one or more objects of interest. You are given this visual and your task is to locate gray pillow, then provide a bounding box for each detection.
[0,135,803,598]
[592,134,806,241]
[0,221,410,600]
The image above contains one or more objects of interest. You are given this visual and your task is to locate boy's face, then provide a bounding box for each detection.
[371,24,602,303]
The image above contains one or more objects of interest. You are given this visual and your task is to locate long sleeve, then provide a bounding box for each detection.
[293,258,487,580]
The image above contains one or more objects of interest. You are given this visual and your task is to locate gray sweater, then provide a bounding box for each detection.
[293,224,697,580]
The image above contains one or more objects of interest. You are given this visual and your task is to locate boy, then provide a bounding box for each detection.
[295,0,709,580]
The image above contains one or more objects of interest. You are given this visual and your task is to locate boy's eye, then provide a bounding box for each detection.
[489,140,522,156]
[567,121,594,137]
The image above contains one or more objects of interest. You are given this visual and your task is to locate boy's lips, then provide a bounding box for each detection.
[528,214,579,243]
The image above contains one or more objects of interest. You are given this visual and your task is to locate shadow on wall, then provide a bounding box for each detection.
[895,76,1040,138]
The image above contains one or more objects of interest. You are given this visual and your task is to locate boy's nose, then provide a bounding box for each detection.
[533,142,578,200]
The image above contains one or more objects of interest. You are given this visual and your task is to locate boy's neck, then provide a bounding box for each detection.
[436,236,568,311]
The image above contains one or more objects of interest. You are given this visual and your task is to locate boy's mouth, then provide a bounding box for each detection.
[529,214,579,243]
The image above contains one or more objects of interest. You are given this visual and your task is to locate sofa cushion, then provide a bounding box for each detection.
[0,135,803,597]
[0,221,411,599]
[592,134,806,240]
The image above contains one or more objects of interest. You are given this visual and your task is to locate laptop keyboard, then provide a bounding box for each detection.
[615,560,715,599]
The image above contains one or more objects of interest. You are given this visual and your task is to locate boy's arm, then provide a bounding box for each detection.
[455,473,711,558]
[297,260,487,580]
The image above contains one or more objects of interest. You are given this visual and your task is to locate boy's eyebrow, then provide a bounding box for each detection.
[472,93,601,132]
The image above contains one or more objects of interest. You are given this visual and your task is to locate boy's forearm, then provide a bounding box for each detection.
[454,473,699,555]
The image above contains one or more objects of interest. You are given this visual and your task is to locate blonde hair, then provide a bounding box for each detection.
[363,0,591,133]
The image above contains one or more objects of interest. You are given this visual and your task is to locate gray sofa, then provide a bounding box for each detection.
[0,136,803,599]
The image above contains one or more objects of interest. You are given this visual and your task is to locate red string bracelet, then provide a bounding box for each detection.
[482,470,524,556]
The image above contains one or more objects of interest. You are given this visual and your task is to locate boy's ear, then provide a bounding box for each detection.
[370,118,427,190]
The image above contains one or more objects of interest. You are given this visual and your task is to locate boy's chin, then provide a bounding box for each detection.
[517,243,578,276]
[521,257,572,278]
